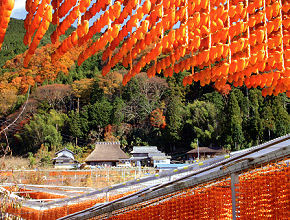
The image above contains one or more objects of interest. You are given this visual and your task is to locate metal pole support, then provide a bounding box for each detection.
[106,191,109,203]
[231,173,239,220]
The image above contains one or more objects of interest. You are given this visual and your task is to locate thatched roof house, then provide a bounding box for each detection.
[186,147,224,159]
[85,142,129,166]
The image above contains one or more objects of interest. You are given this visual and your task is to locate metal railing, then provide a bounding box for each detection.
[58,134,290,219]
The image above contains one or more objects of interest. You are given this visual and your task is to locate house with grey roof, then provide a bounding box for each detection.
[52,148,79,169]
[186,147,224,160]
[130,146,171,167]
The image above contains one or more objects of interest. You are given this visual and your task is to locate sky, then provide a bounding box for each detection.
[10,0,144,30]
[10,0,117,28]
[10,0,180,32]
[11,0,27,19]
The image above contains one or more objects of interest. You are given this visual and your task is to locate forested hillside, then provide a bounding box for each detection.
[0,18,75,69]
[0,19,289,160]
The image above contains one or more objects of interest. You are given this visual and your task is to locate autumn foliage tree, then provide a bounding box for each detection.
[33,84,72,110]
[1,42,88,94]
[104,124,119,142]
[0,85,18,115]
[98,71,123,97]
[150,108,166,129]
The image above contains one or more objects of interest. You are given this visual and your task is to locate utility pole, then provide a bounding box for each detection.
[197,138,199,160]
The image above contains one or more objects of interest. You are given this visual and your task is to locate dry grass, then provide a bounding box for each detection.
[0,156,29,170]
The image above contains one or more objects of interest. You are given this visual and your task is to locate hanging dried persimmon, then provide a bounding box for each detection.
[23,5,52,67]
[0,0,15,50]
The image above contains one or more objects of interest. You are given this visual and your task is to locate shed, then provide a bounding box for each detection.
[85,142,129,166]
[186,147,224,160]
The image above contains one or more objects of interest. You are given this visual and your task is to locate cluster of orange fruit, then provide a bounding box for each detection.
[78,1,122,48]
[23,5,52,68]
[0,0,288,96]
[51,5,80,44]
[107,160,289,220]
[78,23,121,65]
[18,188,66,200]
[23,0,50,46]
[82,0,122,22]
[0,0,14,50]
[101,0,152,63]
[237,161,289,219]
[4,190,137,220]
[178,0,289,96]
[52,20,89,62]
[107,181,233,219]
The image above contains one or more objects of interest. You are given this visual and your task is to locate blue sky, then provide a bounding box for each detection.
[10,0,143,30]
[11,0,180,31]
[11,0,27,19]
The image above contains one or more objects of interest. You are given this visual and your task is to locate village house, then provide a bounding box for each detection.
[52,148,79,169]
[186,147,224,160]
[130,146,171,167]
[85,142,130,166]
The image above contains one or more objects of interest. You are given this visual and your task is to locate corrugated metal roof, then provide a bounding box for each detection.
[55,148,75,155]
[187,147,224,154]
[148,152,166,157]
[131,146,160,153]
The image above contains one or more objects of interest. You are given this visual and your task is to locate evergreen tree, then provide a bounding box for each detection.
[261,105,275,141]
[247,89,264,145]
[163,87,185,151]
[232,88,249,118]
[112,97,125,125]
[185,100,219,147]
[272,95,290,137]
[226,92,245,150]
[85,99,113,129]
[67,110,89,139]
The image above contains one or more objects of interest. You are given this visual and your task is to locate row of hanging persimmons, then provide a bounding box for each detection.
[0,0,289,96]
[3,160,288,219]
[3,189,138,219]
[106,160,289,220]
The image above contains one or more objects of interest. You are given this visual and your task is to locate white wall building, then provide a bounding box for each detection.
[130,146,171,167]
[52,148,79,169]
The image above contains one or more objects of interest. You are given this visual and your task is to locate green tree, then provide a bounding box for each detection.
[201,91,225,114]
[15,110,67,153]
[232,88,250,118]
[272,95,290,137]
[226,92,245,150]
[247,89,264,145]
[185,100,219,146]
[84,99,113,129]
[164,87,185,151]
[112,97,125,125]
[67,110,89,139]
[261,105,275,140]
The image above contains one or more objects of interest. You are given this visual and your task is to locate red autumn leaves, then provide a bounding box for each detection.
[150,108,166,129]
